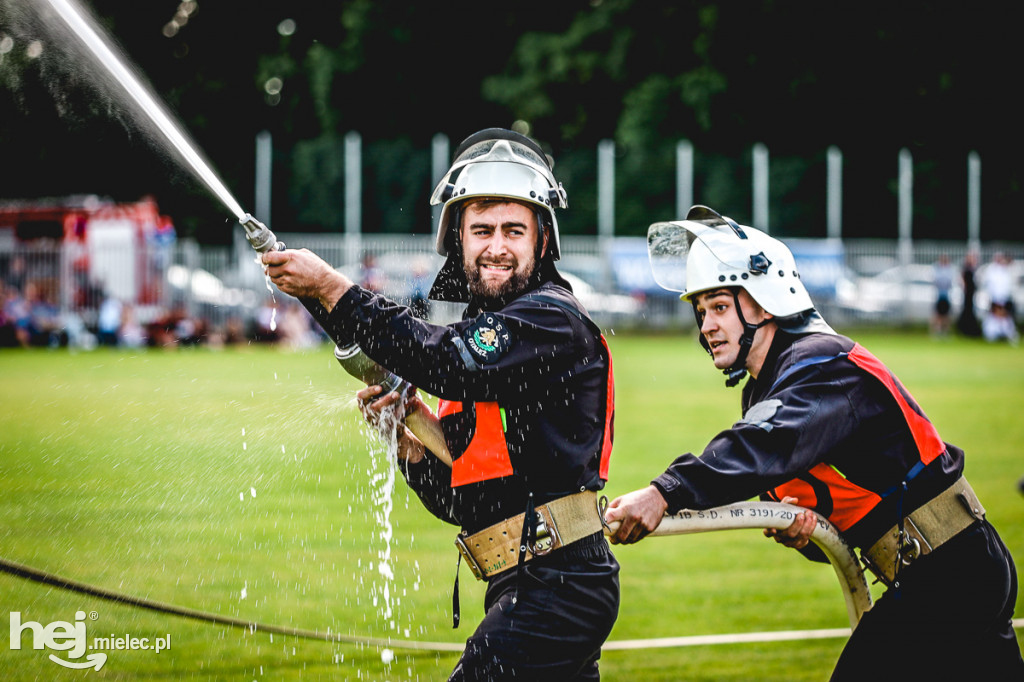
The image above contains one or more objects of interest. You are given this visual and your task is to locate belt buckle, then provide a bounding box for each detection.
[528,509,559,557]
[455,532,485,580]
[899,517,931,566]
[860,553,894,587]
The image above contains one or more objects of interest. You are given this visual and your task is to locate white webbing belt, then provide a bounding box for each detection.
[455,491,603,580]
[862,476,985,585]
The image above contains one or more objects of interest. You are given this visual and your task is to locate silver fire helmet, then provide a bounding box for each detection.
[430,129,567,259]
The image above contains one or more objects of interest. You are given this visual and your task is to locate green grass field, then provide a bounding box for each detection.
[1,330,1023,681]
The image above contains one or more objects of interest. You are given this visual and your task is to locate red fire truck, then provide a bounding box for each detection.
[0,195,176,325]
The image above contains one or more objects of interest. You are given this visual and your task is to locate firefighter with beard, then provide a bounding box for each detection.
[604,206,1023,680]
[263,129,618,681]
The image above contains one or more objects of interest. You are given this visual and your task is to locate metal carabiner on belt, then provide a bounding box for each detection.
[528,513,556,556]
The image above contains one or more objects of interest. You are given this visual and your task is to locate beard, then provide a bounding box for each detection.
[464,255,537,306]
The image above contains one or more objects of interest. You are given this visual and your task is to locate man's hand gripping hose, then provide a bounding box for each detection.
[239,214,453,466]
[601,499,873,629]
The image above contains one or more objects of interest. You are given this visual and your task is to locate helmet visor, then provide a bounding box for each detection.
[647,221,694,292]
[430,139,566,208]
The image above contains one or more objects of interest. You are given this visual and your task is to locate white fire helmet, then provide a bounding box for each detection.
[430,129,567,259]
[648,205,815,318]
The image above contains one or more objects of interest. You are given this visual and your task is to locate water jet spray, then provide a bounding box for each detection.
[29,0,451,463]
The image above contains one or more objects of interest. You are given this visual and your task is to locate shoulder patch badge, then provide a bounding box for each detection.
[464,314,513,364]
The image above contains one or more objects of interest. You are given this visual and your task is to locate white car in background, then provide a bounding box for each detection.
[560,271,642,319]
[836,259,1024,322]
[836,264,963,321]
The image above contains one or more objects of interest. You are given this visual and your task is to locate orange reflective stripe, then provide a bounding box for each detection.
[772,477,818,510]
[771,343,942,532]
[599,335,614,481]
[447,401,514,487]
[813,463,880,531]
[771,464,882,532]
[848,344,944,465]
[437,398,460,419]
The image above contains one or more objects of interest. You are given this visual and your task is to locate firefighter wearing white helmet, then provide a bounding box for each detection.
[647,205,834,385]
[605,206,1023,679]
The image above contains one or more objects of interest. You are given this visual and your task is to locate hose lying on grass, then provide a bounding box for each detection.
[0,500,871,653]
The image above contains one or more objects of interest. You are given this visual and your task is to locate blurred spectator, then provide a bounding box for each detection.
[983,252,1016,319]
[2,283,31,347]
[276,301,320,350]
[931,254,954,337]
[173,307,204,346]
[25,281,64,347]
[118,304,147,348]
[980,252,1018,345]
[4,255,27,292]
[63,311,97,351]
[0,282,19,347]
[223,316,246,346]
[147,311,177,347]
[97,294,123,347]
[956,251,982,337]
[360,253,385,292]
[983,302,1019,345]
[410,258,431,320]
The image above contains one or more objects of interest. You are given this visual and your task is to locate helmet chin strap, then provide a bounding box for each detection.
[693,290,772,388]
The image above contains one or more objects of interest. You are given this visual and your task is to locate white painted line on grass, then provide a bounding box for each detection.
[603,618,1024,651]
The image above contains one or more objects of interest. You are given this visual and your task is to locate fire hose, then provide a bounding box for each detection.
[240,214,872,630]
[603,502,874,629]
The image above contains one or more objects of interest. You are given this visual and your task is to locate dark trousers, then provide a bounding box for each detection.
[833,521,1023,680]
[449,535,619,682]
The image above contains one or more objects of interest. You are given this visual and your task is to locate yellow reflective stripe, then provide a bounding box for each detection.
[829,464,848,479]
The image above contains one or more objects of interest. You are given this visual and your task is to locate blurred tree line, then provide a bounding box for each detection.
[0,0,1019,243]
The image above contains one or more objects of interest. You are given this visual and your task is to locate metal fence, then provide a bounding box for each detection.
[1,234,1021,349]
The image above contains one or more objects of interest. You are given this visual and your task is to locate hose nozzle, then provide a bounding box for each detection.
[334,344,412,401]
[240,213,284,253]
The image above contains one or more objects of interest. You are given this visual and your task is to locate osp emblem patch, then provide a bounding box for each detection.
[464,314,513,364]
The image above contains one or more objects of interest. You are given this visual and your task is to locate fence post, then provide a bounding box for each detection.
[827,145,843,241]
[898,148,914,321]
[598,139,616,294]
[345,131,362,268]
[183,238,200,319]
[598,139,616,241]
[898,148,913,265]
[967,150,981,253]
[255,130,273,227]
[431,133,450,234]
[676,140,693,219]
[753,143,769,233]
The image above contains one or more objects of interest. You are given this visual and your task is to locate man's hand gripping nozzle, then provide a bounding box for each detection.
[238,212,453,466]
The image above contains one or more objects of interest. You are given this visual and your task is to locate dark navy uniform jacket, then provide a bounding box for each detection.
[328,280,614,535]
[651,331,964,550]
